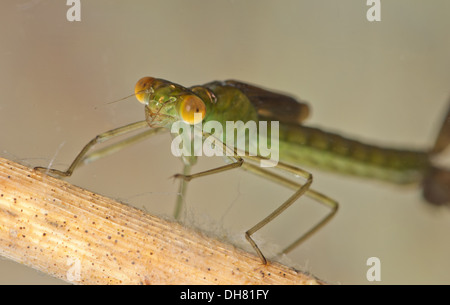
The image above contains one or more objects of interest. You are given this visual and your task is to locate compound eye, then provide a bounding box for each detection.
[135,77,155,104]
[179,95,206,125]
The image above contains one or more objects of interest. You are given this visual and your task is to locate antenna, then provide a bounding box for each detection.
[106,92,139,105]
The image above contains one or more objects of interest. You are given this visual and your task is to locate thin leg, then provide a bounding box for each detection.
[173,160,244,181]
[241,159,312,264]
[241,161,338,258]
[173,131,244,182]
[173,163,191,220]
[82,127,166,164]
[34,120,150,177]
[172,133,322,264]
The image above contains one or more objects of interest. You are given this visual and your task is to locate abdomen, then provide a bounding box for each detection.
[278,123,430,184]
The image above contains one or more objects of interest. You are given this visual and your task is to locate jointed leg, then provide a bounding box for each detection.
[241,162,338,259]
[238,159,313,264]
[173,131,244,182]
[172,134,332,264]
[173,163,191,220]
[82,127,165,165]
[34,120,152,177]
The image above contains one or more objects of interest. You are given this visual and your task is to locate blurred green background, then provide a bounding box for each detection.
[1,0,450,284]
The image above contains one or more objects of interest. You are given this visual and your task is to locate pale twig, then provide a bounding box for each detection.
[0,157,322,285]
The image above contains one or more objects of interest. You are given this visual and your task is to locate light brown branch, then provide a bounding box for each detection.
[0,157,322,285]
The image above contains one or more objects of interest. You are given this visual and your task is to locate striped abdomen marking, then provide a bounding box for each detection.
[278,124,430,184]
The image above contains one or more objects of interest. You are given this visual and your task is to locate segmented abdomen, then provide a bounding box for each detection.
[278,124,430,184]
